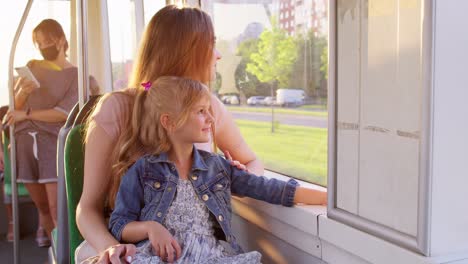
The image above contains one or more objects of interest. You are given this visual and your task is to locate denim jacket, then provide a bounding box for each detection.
[109,147,299,253]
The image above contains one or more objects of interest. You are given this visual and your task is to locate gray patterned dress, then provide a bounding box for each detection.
[132,180,262,264]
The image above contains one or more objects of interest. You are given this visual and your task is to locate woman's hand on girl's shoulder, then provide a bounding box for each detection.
[224,150,248,172]
[96,244,136,264]
[146,221,182,263]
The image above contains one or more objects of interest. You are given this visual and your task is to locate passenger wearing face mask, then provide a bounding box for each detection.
[5,19,100,247]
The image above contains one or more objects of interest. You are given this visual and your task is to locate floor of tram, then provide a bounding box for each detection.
[0,233,48,264]
[0,190,49,263]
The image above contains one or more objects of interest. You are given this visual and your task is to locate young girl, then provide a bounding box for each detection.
[107,76,327,263]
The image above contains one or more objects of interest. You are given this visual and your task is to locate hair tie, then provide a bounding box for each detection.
[141,81,152,91]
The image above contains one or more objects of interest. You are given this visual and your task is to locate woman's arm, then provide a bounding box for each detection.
[28,109,67,122]
[76,122,120,252]
[5,109,67,125]
[211,95,264,175]
[14,90,29,110]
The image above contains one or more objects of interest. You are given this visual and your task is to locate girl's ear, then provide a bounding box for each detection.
[160,114,174,132]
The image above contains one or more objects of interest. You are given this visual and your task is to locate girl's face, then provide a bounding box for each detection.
[172,97,213,144]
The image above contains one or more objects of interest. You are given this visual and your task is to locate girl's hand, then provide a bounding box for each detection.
[146,221,182,263]
[224,150,248,172]
[5,110,27,126]
[96,244,136,264]
[294,187,327,205]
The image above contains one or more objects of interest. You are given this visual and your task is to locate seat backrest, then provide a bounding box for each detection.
[2,133,30,197]
[73,95,101,127]
[64,124,86,263]
[63,95,101,264]
[55,102,80,264]
[0,106,29,197]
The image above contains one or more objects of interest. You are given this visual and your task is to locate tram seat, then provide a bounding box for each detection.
[51,103,80,264]
[1,105,30,199]
[63,124,86,264]
[60,96,100,264]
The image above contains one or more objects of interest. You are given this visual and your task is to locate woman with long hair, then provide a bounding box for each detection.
[100,76,326,263]
[76,5,265,263]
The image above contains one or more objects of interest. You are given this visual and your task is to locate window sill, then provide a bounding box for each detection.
[232,170,468,264]
[232,170,327,258]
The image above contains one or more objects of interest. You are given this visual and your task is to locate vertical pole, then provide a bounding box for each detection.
[133,0,145,44]
[271,83,274,133]
[77,0,89,109]
[7,1,34,263]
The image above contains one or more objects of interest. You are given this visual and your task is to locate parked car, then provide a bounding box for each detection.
[221,95,240,105]
[247,96,266,105]
[262,96,276,106]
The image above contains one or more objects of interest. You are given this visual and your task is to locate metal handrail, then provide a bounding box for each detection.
[77,0,89,108]
[7,1,34,264]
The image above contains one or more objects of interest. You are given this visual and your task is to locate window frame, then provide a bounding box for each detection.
[326,0,434,255]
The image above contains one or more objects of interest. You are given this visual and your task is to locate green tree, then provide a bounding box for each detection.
[320,44,328,81]
[246,21,298,88]
[246,21,298,133]
[235,39,270,98]
[212,72,222,95]
[289,32,327,100]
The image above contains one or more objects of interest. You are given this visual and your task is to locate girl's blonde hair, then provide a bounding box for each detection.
[85,5,216,208]
[109,77,212,207]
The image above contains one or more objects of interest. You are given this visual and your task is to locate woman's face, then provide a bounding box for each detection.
[35,31,55,49]
[210,47,222,81]
[34,31,64,61]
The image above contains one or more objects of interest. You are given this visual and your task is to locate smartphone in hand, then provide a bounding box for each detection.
[15,66,40,87]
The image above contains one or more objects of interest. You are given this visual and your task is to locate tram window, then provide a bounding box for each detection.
[0,1,70,106]
[107,0,140,91]
[205,1,328,186]
[143,0,165,25]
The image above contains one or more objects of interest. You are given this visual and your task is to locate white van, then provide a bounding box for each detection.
[276,89,305,107]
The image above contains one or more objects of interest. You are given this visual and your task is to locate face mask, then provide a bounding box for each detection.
[40,45,59,61]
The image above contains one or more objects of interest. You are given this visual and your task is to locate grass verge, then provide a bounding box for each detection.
[235,119,327,186]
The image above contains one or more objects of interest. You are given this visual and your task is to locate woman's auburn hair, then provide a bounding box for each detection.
[130,5,215,87]
[85,5,216,209]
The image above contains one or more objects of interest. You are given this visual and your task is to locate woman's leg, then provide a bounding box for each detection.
[34,206,51,247]
[44,182,57,226]
[24,183,54,238]
[6,203,13,241]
